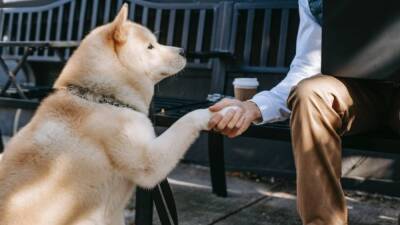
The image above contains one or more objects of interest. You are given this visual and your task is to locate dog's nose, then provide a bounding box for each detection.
[179,48,185,57]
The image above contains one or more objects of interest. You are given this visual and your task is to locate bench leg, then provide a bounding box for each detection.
[153,179,178,225]
[208,132,227,197]
[135,188,154,225]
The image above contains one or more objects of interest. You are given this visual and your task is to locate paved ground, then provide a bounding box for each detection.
[126,163,399,225]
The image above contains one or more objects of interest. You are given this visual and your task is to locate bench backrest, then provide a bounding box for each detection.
[230,1,298,73]
[127,0,224,70]
[0,0,90,60]
[0,0,223,70]
[218,1,299,95]
[0,0,300,98]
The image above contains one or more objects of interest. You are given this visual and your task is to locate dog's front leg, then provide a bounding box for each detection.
[109,106,236,188]
[134,108,213,188]
[134,106,238,188]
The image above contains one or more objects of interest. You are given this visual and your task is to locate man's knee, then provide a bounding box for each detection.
[287,74,327,111]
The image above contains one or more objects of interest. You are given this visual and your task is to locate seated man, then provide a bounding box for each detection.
[208,0,400,224]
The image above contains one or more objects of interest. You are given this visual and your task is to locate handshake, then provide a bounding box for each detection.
[207,98,262,138]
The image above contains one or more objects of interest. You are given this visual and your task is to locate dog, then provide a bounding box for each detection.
[0,4,234,225]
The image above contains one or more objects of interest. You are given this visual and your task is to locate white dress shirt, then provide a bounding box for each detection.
[250,0,322,124]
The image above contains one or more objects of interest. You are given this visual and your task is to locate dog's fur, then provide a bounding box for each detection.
[0,5,231,225]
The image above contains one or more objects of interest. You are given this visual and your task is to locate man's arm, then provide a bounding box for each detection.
[209,0,322,137]
[250,0,322,124]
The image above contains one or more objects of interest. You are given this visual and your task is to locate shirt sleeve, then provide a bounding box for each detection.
[249,0,322,124]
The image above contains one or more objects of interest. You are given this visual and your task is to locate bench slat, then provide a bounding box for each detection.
[260,9,272,66]
[45,10,53,41]
[16,13,22,42]
[0,11,4,41]
[15,12,23,56]
[77,0,87,40]
[34,12,41,56]
[142,6,149,27]
[90,0,99,29]
[25,12,32,41]
[207,6,219,69]
[103,0,111,24]
[167,9,176,45]
[117,0,123,8]
[7,13,13,42]
[44,9,53,56]
[243,9,255,65]
[56,6,63,41]
[229,9,239,53]
[129,3,136,22]
[277,9,289,67]
[195,9,206,63]
[181,9,190,49]
[65,1,76,57]
[5,13,13,55]
[154,9,162,40]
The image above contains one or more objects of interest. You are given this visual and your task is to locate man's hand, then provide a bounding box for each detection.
[208,98,262,138]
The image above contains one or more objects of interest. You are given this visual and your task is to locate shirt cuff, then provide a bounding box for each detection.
[248,95,271,125]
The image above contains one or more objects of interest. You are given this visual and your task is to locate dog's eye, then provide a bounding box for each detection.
[147,44,154,50]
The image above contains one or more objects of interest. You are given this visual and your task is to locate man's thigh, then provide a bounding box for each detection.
[291,74,393,135]
[340,78,393,135]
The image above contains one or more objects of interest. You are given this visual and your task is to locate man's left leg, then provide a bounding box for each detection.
[287,75,393,225]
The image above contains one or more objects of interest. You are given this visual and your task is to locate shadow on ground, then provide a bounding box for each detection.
[125,163,399,225]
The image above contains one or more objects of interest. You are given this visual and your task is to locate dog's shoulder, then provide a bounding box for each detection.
[34,91,90,126]
[51,90,154,139]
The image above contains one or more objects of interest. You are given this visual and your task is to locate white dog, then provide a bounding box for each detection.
[0,4,234,225]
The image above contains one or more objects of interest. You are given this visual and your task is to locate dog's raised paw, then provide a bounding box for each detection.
[217,105,240,116]
[188,108,213,130]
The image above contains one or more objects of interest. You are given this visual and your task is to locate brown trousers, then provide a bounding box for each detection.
[287,74,399,225]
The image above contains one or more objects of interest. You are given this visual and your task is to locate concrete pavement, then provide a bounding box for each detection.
[126,163,399,225]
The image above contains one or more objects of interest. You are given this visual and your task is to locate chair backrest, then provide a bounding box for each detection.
[229,1,299,75]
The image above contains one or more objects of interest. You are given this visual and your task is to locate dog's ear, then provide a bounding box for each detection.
[112,3,129,44]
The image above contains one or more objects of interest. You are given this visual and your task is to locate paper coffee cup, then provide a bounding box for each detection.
[233,78,259,101]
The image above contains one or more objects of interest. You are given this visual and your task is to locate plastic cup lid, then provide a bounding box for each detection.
[233,78,259,88]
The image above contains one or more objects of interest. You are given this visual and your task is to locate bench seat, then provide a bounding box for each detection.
[154,102,400,155]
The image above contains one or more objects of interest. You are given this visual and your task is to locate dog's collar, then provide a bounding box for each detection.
[64,84,138,111]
